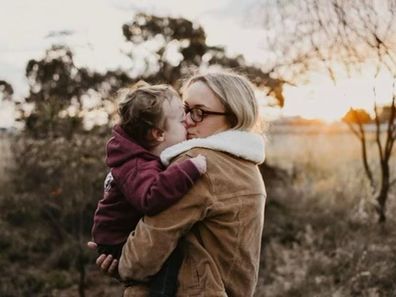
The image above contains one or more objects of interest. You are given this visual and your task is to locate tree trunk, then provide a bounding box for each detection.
[78,246,86,297]
[360,132,375,193]
[376,162,390,223]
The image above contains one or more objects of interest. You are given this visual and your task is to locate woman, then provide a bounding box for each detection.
[96,71,266,297]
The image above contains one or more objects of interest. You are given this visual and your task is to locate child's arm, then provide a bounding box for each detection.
[114,155,206,215]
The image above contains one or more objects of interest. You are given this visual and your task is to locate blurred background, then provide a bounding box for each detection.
[0,0,396,296]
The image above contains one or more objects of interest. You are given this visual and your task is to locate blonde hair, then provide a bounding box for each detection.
[183,71,259,131]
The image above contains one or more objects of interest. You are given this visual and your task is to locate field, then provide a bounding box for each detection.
[255,129,396,297]
[265,129,396,220]
[0,128,395,297]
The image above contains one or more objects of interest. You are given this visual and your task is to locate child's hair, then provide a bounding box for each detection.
[118,82,179,149]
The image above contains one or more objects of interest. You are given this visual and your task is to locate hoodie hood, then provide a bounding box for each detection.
[106,125,158,167]
[160,130,266,166]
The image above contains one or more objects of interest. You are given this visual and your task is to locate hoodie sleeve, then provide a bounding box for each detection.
[113,158,201,215]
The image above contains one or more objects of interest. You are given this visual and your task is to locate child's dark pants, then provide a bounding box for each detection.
[149,244,183,297]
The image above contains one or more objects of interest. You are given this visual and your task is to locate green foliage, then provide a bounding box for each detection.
[122,13,285,105]
[122,12,209,84]
[23,45,133,139]
[14,13,285,140]
[0,80,13,101]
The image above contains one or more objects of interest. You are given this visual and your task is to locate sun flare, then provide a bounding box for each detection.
[281,71,394,122]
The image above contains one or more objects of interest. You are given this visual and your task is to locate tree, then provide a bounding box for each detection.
[253,0,396,222]
[24,45,133,138]
[122,13,286,105]
[23,14,286,140]
[342,108,375,191]
[0,80,14,101]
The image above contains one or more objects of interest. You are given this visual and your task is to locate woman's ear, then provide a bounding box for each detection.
[150,127,165,142]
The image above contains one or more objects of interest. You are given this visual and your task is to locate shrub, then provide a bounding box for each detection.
[0,130,110,296]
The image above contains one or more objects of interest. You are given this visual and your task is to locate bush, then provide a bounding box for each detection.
[0,131,110,296]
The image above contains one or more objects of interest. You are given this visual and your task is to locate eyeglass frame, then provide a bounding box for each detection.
[184,105,229,123]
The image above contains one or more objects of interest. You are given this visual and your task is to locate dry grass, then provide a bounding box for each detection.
[266,130,396,217]
[255,128,396,297]
[1,129,396,296]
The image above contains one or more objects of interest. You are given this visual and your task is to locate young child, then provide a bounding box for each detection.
[91,83,206,297]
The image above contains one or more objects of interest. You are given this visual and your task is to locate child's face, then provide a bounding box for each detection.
[161,96,187,149]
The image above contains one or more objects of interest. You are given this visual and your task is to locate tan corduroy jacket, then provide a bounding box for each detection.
[119,131,267,297]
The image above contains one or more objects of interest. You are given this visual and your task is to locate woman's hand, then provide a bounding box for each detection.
[87,241,119,276]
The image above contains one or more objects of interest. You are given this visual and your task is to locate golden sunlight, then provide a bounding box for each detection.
[282,69,394,122]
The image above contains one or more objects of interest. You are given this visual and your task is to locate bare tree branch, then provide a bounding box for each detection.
[346,122,362,139]
[253,0,396,222]
[374,102,385,163]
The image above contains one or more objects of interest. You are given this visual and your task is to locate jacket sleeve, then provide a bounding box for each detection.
[116,158,201,215]
[118,155,211,281]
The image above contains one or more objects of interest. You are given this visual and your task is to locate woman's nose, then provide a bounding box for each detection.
[184,113,195,128]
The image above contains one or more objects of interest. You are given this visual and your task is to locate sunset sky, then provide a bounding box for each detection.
[0,0,393,127]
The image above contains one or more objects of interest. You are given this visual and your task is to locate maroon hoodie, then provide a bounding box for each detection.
[92,125,201,245]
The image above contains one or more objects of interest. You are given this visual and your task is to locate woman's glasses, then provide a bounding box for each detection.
[184,105,228,123]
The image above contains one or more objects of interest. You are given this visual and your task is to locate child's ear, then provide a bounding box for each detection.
[150,128,165,142]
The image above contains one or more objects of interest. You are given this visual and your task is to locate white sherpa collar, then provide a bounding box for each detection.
[160,130,266,166]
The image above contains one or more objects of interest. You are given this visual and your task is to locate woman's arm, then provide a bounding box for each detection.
[118,154,212,281]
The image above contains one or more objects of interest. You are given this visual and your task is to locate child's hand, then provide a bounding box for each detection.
[87,241,119,277]
[191,154,207,174]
